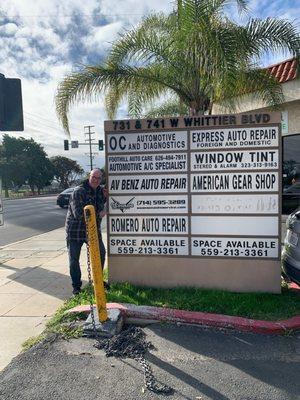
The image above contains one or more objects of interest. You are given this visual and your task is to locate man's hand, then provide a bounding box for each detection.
[99,210,106,218]
[102,187,108,199]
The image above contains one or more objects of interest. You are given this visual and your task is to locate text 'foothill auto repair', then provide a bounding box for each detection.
[104,113,282,293]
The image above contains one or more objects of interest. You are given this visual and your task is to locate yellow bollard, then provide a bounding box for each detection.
[84,205,108,322]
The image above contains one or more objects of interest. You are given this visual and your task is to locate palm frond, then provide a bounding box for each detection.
[245,18,300,59]
[145,98,189,118]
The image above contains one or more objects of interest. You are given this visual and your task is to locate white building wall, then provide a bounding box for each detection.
[212,80,300,136]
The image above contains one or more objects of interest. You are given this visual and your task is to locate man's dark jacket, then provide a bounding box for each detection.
[65,180,106,242]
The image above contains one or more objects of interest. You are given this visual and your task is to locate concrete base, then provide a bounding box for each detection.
[83,307,123,337]
[109,256,282,293]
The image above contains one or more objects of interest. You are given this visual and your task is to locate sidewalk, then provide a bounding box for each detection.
[0,217,291,371]
[0,228,102,371]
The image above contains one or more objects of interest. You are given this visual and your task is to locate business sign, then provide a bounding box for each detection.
[191,216,278,236]
[107,131,188,153]
[192,237,278,258]
[108,153,187,173]
[191,172,278,192]
[190,126,279,149]
[191,194,278,214]
[105,112,282,293]
[109,174,188,193]
[110,236,189,256]
[110,216,188,235]
[191,149,278,171]
[109,195,188,214]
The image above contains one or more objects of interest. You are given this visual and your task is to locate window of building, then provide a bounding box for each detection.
[282,133,300,214]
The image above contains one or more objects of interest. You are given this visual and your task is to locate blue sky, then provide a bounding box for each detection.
[0,0,299,170]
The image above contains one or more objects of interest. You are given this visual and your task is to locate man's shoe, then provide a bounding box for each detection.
[72,288,81,296]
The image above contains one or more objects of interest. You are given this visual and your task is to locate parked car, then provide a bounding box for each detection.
[56,188,74,208]
[282,184,300,214]
[282,206,300,285]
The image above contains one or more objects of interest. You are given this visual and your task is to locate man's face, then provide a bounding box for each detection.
[89,170,102,190]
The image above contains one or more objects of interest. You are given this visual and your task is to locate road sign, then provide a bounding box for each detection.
[71,140,79,148]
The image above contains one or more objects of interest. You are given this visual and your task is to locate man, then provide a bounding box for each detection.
[65,168,107,295]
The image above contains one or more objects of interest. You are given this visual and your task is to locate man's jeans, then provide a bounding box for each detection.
[67,238,106,290]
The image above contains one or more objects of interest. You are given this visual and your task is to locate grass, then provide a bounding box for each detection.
[71,278,299,321]
[22,279,299,350]
[105,281,300,321]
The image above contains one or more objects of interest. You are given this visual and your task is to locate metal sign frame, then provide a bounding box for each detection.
[104,112,282,293]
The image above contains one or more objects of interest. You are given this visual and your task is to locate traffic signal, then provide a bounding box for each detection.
[98,139,104,151]
[64,140,69,150]
[0,73,23,131]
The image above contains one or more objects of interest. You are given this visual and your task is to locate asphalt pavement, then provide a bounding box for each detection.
[0,323,299,400]
[0,196,67,246]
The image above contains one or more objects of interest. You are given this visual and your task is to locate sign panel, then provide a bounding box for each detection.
[192,237,278,258]
[109,195,188,214]
[190,126,278,149]
[109,174,188,194]
[191,194,279,214]
[110,216,188,235]
[107,131,188,153]
[191,216,278,236]
[191,149,278,171]
[105,113,281,292]
[110,236,189,256]
[108,152,187,173]
[191,172,278,192]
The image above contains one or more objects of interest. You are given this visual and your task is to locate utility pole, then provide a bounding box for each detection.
[84,125,95,170]
[63,126,105,170]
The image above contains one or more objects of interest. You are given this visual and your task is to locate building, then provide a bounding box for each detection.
[213,57,300,213]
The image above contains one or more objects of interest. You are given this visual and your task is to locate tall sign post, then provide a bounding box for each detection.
[105,112,281,293]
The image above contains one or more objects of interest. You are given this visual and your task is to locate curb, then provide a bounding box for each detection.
[67,302,300,335]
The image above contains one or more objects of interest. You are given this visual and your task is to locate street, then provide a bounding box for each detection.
[0,196,67,246]
[0,324,299,400]
[0,196,108,247]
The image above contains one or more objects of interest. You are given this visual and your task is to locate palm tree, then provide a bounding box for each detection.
[56,0,299,134]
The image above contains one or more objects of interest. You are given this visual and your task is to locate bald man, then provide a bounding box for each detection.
[65,168,107,295]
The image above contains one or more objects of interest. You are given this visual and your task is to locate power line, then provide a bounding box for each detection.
[25,116,65,132]
[24,111,78,131]
[23,124,62,135]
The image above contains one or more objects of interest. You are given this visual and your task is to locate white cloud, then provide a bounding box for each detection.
[0,22,18,36]
[84,21,123,53]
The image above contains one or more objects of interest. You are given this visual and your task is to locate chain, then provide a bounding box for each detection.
[86,239,98,338]
[85,237,174,396]
[94,325,174,395]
